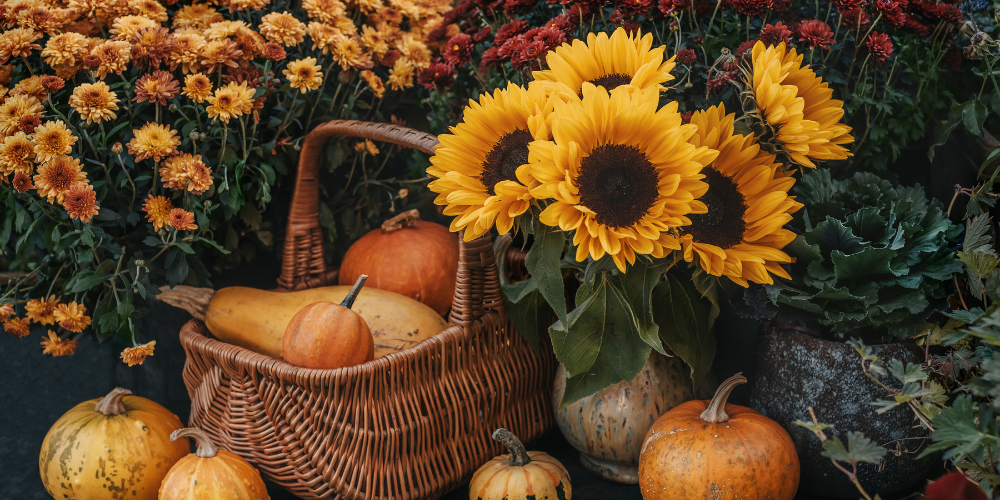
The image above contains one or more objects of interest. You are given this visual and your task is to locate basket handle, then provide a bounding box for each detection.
[276,120,503,324]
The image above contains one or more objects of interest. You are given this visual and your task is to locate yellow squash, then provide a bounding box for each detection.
[159,285,450,360]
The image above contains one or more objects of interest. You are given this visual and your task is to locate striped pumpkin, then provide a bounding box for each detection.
[469,429,572,500]
[39,387,189,500]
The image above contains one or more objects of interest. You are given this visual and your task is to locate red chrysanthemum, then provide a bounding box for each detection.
[11,171,31,192]
[495,20,529,46]
[40,76,64,93]
[760,22,793,47]
[866,31,894,66]
[797,19,836,49]
[736,39,757,62]
[676,48,697,65]
[443,34,474,67]
[473,26,492,42]
[945,43,962,71]
[839,6,871,28]
[504,0,537,14]
[769,0,791,11]
[619,0,654,15]
[732,0,769,17]
[417,61,456,92]
[681,111,693,124]
[545,13,576,35]
[479,46,502,72]
[873,0,898,12]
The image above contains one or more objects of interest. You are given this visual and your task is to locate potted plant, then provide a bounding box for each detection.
[742,168,964,496]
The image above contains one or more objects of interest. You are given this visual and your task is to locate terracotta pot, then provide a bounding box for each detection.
[552,353,694,483]
[750,326,934,497]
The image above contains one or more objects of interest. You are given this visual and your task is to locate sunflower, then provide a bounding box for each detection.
[260,12,306,47]
[206,81,255,123]
[128,122,180,162]
[121,340,156,366]
[0,131,36,174]
[142,194,173,230]
[69,81,119,124]
[54,301,91,332]
[533,27,676,95]
[25,295,60,325]
[34,155,87,204]
[747,41,853,168]
[33,120,78,162]
[40,330,78,356]
[0,94,44,136]
[428,81,574,241]
[284,57,324,93]
[670,104,803,286]
[529,84,716,272]
[182,73,213,103]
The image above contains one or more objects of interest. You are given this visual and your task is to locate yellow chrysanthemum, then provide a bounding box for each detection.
[172,4,224,31]
[41,32,89,67]
[121,340,156,366]
[205,81,255,123]
[182,73,213,103]
[69,81,119,124]
[25,295,60,325]
[428,81,574,241]
[109,15,159,40]
[142,193,172,230]
[127,122,180,161]
[671,104,803,287]
[533,27,676,95]
[303,0,346,24]
[0,132,36,174]
[283,57,324,93]
[169,33,206,73]
[307,21,339,54]
[34,155,87,204]
[90,40,132,79]
[0,94,43,136]
[33,120,78,162]
[748,41,854,168]
[529,84,716,272]
[259,12,306,47]
[204,20,247,40]
[387,58,415,90]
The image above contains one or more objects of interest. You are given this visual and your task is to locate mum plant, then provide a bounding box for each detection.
[426,27,854,405]
[0,0,450,363]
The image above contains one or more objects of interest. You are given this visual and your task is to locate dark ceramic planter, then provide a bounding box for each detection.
[750,327,933,498]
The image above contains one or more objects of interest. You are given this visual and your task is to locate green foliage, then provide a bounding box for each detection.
[747,169,963,340]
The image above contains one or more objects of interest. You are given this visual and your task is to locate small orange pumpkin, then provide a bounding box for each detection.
[469,428,572,500]
[282,275,375,369]
[39,388,189,500]
[638,373,800,500]
[158,427,269,500]
[339,209,458,316]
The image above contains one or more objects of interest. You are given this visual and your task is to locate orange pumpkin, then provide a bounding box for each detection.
[638,373,799,500]
[339,209,458,316]
[282,275,375,369]
[469,429,572,500]
[39,387,189,500]
[159,427,269,500]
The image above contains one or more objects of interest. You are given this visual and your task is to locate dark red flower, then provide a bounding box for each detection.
[945,43,962,70]
[609,9,624,25]
[681,111,693,124]
[873,0,898,12]
[534,25,567,51]
[479,45,502,72]
[938,4,963,23]
[676,48,696,65]
[473,26,492,42]
[426,25,449,43]
[797,19,835,49]
[759,22,793,46]
[620,0,654,15]
[380,49,402,67]
[769,0,791,11]
[736,39,757,62]
[504,0,537,15]
[442,0,474,24]
[83,55,100,68]
[832,0,863,9]
[694,0,714,14]
[839,6,870,28]
[658,0,690,15]
[732,0,769,17]
[707,70,738,91]
[495,20,529,45]
[865,31,893,66]
[903,14,932,38]
[623,19,642,34]
[40,76,64,93]
[923,472,987,500]
[417,60,456,91]
[443,33,474,67]
[692,36,703,44]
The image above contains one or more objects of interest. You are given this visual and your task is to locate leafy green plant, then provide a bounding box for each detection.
[746,169,963,340]
[796,409,889,500]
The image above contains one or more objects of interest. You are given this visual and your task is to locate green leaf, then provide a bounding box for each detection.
[65,271,108,293]
[963,100,990,137]
[965,215,995,254]
[502,281,551,356]
[652,269,717,388]
[806,218,864,255]
[93,209,121,221]
[830,247,896,279]
[990,88,1000,116]
[622,258,671,355]
[821,431,888,465]
[174,242,195,254]
[525,223,567,325]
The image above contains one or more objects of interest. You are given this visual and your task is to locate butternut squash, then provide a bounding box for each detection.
[158,285,449,360]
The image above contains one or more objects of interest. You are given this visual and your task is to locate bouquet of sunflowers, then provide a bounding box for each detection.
[0,0,450,364]
[427,27,853,406]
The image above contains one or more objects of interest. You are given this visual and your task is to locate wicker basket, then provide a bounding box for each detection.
[178,120,556,500]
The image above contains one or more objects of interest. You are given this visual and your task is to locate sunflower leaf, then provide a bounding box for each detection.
[525,222,567,325]
[653,268,717,389]
[501,278,550,356]
[621,258,671,355]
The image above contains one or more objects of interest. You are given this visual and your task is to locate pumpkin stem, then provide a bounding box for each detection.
[156,286,215,321]
[381,209,420,233]
[94,387,131,416]
[171,428,219,458]
[340,274,367,309]
[492,428,531,467]
[699,372,747,424]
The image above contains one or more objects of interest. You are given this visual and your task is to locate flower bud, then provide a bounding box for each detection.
[189,131,200,141]
[112,142,123,154]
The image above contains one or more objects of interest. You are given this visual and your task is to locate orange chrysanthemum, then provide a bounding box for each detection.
[69,81,119,124]
[32,120,78,162]
[128,122,180,161]
[128,0,168,22]
[0,28,42,64]
[63,182,100,222]
[54,302,91,332]
[233,27,265,60]
[262,42,286,61]
[25,295,60,325]
[41,32,89,67]
[34,155,87,204]
[90,40,132,78]
[4,316,30,337]
[0,304,14,319]
[200,39,242,74]
[168,208,198,230]
[0,131,36,174]
[109,15,159,40]
[10,75,47,100]
[0,94,44,136]
[260,12,306,47]
[41,330,78,356]
[307,22,338,54]
[206,81,255,123]
[182,73,213,102]
[130,26,174,70]
[387,58,415,90]
[160,153,213,194]
[204,20,248,40]
[134,70,179,105]
[303,0,346,24]
[169,33,206,73]
[143,194,173,230]
[172,4,224,30]
[12,171,32,192]
[283,57,323,92]
[361,70,384,98]
[121,340,156,366]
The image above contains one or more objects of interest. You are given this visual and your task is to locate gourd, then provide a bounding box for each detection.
[39,388,189,500]
[157,283,448,360]
[282,275,375,369]
[158,427,269,500]
[637,373,800,500]
[339,209,458,316]
[469,428,572,500]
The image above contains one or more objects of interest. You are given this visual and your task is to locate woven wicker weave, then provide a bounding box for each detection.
[179,120,556,500]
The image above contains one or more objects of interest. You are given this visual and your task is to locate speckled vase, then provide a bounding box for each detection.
[750,326,933,497]
[552,353,695,484]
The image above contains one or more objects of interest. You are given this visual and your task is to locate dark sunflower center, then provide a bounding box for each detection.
[588,73,632,91]
[577,144,658,229]
[686,168,747,249]
[481,128,532,195]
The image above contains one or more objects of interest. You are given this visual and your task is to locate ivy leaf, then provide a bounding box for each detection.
[652,268,717,388]
[525,222,567,325]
